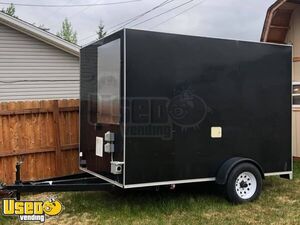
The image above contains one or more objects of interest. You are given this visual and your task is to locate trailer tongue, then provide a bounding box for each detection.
[0,163,113,200]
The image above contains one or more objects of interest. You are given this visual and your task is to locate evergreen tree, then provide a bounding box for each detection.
[1,3,16,17]
[97,20,107,40]
[57,18,77,44]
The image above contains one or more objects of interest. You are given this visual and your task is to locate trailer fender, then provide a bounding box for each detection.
[216,157,264,185]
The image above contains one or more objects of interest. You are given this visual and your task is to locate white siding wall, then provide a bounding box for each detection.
[0,23,80,101]
[286,6,300,81]
[286,6,300,158]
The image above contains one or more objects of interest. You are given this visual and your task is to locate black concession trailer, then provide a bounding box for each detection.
[79,29,292,203]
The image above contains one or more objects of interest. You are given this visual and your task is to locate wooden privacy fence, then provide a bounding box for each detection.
[0,99,80,184]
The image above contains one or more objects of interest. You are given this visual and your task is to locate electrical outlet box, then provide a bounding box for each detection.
[104,143,114,153]
[105,131,115,142]
[111,161,123,175]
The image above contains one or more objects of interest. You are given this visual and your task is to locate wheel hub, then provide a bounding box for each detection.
[235,171,257,200]
[239,181,248,188]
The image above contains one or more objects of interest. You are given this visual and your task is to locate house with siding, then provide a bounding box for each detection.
[261,0,300,158]
[0,12,80,101]
[0,12,81,184]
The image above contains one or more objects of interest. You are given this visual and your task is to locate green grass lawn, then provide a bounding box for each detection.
[1,161,300,225]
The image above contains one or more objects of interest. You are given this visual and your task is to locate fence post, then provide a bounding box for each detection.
[53,100,62,176]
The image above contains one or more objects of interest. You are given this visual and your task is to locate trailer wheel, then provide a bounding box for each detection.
[226,163,262,204]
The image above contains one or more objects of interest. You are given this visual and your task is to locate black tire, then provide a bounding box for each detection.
[226,163,262,204]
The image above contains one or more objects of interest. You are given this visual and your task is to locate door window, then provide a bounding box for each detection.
[97,39,121,124]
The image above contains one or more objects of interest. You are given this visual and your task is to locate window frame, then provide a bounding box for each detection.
[293,82,300,109]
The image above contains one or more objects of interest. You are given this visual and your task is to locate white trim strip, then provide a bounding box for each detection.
[264,171,293,176]
[78,169,293,189]
[136,28,292,47]
[124,177,216,189]
[83,28,292,50]
[80,167,124,188]
[123,29,127,187]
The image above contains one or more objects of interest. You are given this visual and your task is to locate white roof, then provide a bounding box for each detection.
[0,12,80,57]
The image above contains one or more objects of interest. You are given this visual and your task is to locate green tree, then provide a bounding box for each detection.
[57,18,77,44]
[97,20,107,40]
[1,3,16,17]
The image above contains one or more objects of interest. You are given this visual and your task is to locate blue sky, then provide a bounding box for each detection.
[1,0,276,45]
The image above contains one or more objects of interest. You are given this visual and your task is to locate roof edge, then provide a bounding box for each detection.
[261,0,287,42]
[0,12,80,57]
